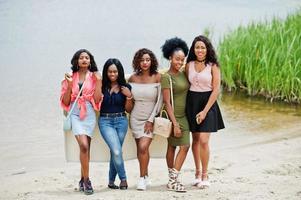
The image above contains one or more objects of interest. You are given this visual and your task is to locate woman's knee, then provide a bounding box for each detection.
[180,145,190,153]
[192,134,202,144]
[200,140,209,149]
[79,143,89,154]
[138,145,149,155]
[112,148,122,158]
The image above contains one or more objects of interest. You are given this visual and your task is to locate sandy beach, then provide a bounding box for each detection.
[1,1,301,200]
[1,94,301,200]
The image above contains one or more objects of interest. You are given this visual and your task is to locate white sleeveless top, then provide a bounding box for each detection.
[188,61,212,92]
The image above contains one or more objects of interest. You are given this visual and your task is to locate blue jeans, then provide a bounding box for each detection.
[98,115,128,182]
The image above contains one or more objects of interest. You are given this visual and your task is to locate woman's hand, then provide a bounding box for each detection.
[144,121,154,135]
[92,72,102,81]
[173,125,182,138]
[65,73,73,88]
[121,86,132,99]
[196,110,207,124]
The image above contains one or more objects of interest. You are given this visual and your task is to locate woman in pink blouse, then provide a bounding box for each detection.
[60,49,102,195]
[185,36,224,189]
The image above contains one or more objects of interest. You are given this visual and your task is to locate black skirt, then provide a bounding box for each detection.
[186,90,225,133]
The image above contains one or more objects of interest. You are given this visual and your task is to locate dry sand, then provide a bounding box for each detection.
[1,102,301,200]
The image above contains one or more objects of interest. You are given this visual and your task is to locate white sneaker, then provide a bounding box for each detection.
[144,176,151,186]
[136,177,146,190]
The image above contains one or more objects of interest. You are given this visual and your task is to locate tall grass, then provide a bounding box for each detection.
[218,10,301,103]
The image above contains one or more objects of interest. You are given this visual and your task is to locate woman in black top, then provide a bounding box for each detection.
[98,58,133,190]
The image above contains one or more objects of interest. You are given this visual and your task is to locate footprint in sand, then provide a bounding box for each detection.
[263,163,301,176]
[212,163,234,174]
[234,177,250,183]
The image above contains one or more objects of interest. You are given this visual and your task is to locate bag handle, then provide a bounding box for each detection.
[158,74,174,118]
[169,75,174,109]
[66,81,85,119]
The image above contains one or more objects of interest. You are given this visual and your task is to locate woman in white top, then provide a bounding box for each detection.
[128,48,162,190]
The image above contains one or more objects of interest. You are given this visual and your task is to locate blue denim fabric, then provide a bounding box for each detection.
[98,116,128,182]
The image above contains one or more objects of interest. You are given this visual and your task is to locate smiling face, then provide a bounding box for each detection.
[78,52,90,69]
[107,64,118,82]
[139,53,151,71]
[170,50,185,71]
[194,41,207,61]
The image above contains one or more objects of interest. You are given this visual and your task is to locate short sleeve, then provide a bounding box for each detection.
[125,83,132,91]
[161,73,170,89]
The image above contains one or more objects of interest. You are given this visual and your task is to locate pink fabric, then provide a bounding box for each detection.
[60,72,101,119]
[188,61,212,92]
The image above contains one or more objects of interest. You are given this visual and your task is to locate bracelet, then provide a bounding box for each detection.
[126,95,133,100]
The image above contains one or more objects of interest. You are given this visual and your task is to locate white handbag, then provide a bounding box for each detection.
[153,75,173,138]
[63,81,85,132]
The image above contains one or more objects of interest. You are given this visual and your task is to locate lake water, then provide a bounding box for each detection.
[0,0,300,174]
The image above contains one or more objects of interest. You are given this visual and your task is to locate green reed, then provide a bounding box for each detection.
[218,10,301,103]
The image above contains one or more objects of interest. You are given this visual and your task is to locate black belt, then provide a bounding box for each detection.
[100,112,126,117]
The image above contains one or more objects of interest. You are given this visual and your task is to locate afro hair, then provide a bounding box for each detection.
[161,37,188,59]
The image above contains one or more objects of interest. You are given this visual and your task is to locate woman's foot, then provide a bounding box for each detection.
[108,182,119,189]
[197,173,210,189]
[119,180,128,190]
[192,169,202,186]
[83,178,94,195]
[136,177,146,191]
[144,175,151,186]
[78,178,84,192]
[167,168,187,193]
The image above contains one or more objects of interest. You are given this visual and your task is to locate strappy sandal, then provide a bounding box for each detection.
[197,173,210,189]
[192,169,202,186]
[167,168,187,193]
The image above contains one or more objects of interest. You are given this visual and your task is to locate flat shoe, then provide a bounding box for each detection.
[197,180,210,189]
[192,178,202,186]
[119,185,128,190]
[108,184,119,189]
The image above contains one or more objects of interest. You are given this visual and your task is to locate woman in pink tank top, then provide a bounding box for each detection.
[185,35,225,189]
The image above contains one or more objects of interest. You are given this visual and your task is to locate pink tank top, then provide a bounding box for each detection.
[188,61,212,92]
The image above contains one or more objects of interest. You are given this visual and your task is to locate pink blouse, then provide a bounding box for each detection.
[60,72,101,119]
[188,61,212,92]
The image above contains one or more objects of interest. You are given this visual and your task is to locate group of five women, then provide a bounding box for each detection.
[60,35,224,195]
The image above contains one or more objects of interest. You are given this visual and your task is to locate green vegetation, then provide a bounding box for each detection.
[218,10,301,103]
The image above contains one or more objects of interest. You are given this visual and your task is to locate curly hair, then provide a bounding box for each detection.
[186,35,219,66]
[132,48,158,76]
[102,58,127,91]
[161,37,188,59]
[70,49,98,72]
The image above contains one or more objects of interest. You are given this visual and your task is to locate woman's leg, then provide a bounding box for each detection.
[99,118,122,184]
[75,135,91,180]
[135,137,152,177]
[114,116,128,188]
[199,132,210,180]
[166,145,176,169]
[166,144,188,192]
[174,145,189,171]
[192,133,202,178]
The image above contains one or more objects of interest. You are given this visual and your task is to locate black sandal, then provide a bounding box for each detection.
[108,183,119,189]
[119,180,128,190]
